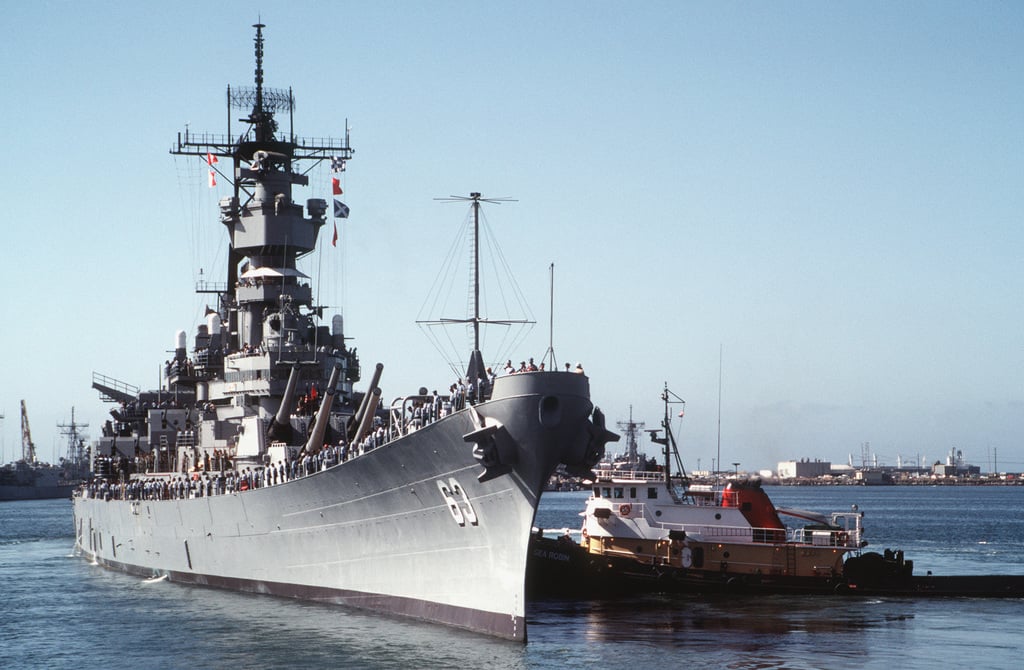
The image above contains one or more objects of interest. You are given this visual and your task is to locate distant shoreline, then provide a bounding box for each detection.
[545,474,1023,491]
[774,477,1022,487]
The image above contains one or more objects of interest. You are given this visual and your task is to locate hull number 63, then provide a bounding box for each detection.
[437,478,479,527]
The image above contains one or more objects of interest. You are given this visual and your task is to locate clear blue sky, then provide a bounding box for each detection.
[1,1,1021,473]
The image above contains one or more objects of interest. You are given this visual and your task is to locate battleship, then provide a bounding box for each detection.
[1,402,87,502]
[73,24,616,641]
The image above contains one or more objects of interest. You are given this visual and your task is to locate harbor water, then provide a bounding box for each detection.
[3,486,1023,669]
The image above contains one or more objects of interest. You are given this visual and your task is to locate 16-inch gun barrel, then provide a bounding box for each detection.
[267,365,301,443]
[350,362,383,439]
[305,364,342,452]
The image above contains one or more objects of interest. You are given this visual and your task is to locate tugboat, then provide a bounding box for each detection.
[528,384,1024,599]
[529,384,864,595]
[73,24,616,641]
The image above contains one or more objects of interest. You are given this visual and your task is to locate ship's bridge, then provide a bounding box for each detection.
[235,267,313,306]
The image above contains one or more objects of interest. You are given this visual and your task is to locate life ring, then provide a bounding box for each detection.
[620,504,631,516]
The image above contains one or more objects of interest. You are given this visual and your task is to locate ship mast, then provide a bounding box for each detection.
[616,406,645,468]
[422,193,533,383]
[57,407,88,473]
[647,383,689,493]
[171,22,354,331]
[472,195,481,353]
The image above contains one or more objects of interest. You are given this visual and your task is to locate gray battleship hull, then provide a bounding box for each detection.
[74,373,600,640]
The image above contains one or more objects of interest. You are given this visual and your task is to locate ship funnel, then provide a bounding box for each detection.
[304,364,342,453]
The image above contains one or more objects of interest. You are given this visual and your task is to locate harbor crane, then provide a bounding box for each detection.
[21,400,36,464]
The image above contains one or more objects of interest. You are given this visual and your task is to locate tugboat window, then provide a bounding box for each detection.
[602,487,611,498]
[629,487,637,498]
[613,487,624,499]
[647,487,658,499]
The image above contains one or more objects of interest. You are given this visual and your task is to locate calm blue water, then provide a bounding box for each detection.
[2,487,1023,669]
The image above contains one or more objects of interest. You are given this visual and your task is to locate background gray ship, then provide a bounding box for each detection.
[1,402,86,502]
[73,24,615,641]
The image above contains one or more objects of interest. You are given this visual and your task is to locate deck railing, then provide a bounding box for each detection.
[611,501,861,548]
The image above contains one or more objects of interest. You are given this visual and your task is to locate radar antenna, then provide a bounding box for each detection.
[171,23,354,191]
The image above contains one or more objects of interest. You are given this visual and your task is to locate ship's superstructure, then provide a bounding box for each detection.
[73,24,616,640]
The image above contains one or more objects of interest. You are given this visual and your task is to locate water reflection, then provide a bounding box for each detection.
[526,592,926,668]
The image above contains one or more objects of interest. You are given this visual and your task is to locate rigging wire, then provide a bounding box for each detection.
[476,206,535,364]
[176,155,227,330]
[416,198,535,375]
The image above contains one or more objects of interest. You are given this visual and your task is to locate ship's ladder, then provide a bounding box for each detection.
[176,431,197,462]
[158,434,171,472]
[786,545,797,575]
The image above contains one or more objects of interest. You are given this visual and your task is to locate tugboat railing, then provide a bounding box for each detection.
[592,468,667,482]
[609,501,861,548]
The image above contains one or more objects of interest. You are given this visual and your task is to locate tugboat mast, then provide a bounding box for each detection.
[647,384,689,494]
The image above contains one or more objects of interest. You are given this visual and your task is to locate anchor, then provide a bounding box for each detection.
[463,405,515,483]
[564,407,619,480]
